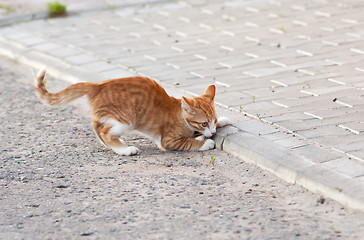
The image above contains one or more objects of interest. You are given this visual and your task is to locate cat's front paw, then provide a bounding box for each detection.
[113,146,139,156]
[217,117,231,128]
[199,139,215,151]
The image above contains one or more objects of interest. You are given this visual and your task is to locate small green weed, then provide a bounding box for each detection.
[107,3,116,10]
[252,96,256,103]
[0,4,13,13]
[210,155,216,166]
[47,1,67,17]
[256,113,261,119]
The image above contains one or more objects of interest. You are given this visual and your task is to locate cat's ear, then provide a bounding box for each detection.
[202,85,215,104]
[181,97,196,115]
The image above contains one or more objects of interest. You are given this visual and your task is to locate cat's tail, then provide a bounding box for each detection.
[34,66,96,105]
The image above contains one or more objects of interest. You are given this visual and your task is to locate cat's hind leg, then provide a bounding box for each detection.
[92,120,108,148]
[94,118,139,156]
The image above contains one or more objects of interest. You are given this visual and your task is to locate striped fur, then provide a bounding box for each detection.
[35,67,227,155]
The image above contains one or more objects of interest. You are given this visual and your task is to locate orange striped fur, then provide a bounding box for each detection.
[34,67,230,155]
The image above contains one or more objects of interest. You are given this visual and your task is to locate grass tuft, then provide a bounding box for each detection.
[210,155,216,166]
[47,1,67,17]
[0,4,13,13]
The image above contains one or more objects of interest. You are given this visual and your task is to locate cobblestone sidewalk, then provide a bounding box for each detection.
[0,0,364,210]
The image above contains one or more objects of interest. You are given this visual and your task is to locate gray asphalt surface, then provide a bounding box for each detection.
[1,56,364,239]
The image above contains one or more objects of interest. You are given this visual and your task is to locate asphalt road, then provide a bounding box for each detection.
[1,56,364,239]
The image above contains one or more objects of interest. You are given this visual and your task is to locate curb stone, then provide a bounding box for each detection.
[0,28,364,212]
[0,0,173,27]
[216,128,364,211]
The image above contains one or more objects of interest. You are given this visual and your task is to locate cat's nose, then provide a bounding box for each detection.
[211,129,216,135]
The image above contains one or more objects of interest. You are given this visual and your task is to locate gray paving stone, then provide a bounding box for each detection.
[100,68,135,80]
[32,42,63,52]
[296,125,351,139]
[347,150,364,163]
[233,120,279,136]
[65,54,98,65]
[274,137,307,149]
[16,36,47,46]
[260,131,292,141]
[80,61,117,73]
[273,119,339,133]
[50,47,81,58]
[323,158,364,178]
[315,134,364,151]
[265,112,315,123]
[2,29,30,39]
[338,122,364,135]
[292,145,341,163]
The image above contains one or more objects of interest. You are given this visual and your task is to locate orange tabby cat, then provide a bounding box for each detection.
[34,67,231,155]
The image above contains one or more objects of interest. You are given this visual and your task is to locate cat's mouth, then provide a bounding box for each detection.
[193,131,215,138]
[193,131,203,138]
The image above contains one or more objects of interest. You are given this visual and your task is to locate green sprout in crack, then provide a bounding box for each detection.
[256,113,261,119]
[0,4,13,13]
[47,1,67,17]
[252,96,256,103]
[107,4,116,10]
[210,155,216,166]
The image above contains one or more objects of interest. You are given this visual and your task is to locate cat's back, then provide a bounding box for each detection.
[93,76,179,111]
[100,76,167,95]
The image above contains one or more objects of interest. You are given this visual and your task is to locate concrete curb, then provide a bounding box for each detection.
[214,126,364,212]
[1,32,364,212]
[0,0,173,27]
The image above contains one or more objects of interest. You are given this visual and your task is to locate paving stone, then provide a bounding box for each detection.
[274,137,307,149]
[346,150,364,163]
[233,120,279,136]
[323,158,364,178]
[265,112,315,123]
[292,145,341,163]
[32,42,63,52]
[50,47,81,58]
[2,29,30,39]
[273,117,343,132]
[338,122,364,135]
[65,54,98,65]
[315,134,364,151]
[100,68,135,80]
[260,131,292,141]
[296,125,351,140]
[16,36,47,46]
[80,61,117,73]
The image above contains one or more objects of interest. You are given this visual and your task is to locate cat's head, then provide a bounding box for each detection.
[181,85,217,137]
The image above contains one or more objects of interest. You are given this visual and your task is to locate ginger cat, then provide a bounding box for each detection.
[34,67,231,155]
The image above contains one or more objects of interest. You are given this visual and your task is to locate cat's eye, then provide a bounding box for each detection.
[202,122,208,127]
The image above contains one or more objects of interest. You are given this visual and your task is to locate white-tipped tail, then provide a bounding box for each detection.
[35,66,46,87]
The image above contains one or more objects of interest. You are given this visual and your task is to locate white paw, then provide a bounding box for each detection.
[217,117,231,128]
[113,146,139,156]
[199,139,215,151]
